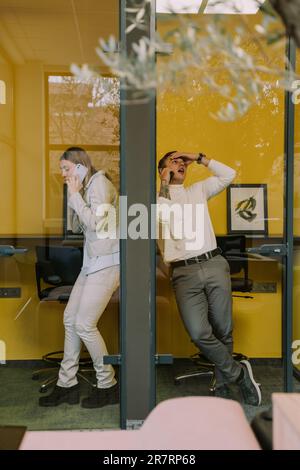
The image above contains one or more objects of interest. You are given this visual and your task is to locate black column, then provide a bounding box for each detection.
[119,0,156,428]
[283,37,295,392]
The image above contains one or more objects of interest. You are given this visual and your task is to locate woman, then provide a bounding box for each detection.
[39,147,119,408]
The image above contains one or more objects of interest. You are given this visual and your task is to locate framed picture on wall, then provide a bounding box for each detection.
[227,184,268,235]
[63,184,84,240]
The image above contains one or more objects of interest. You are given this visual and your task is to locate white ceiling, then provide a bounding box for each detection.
[156,0,202,14]
[156,0,265,14]
[204,0,265,15]
[0,0,266,65]
[0,0,119,65]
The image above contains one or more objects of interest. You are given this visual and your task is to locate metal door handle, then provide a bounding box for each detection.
[247,244,287,256]
[0,245,28,257]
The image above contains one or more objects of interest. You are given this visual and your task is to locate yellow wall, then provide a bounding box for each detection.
[156,260,283,358]
[0,60,120,359]
[0,4,121,359]
[0,13,299,360]
[0,244,119,360]
[0,61,49,237]
[0,55,15,234]
[156,14,288,358]
[15,62,45,235]
[157,14,285,236]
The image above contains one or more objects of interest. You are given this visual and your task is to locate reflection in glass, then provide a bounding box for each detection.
[46,74,120,229]
[156,10,287,415]
[0,0,120,431]
[293,51,300,387]
[48,76,120,146]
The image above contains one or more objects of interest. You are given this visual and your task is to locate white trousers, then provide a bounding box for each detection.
[57,265,119,389]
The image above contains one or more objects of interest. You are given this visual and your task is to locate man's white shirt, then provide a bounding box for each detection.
[157,159,236,264]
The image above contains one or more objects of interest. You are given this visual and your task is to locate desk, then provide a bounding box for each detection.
[156,255,282,357]
[20,397,260,450]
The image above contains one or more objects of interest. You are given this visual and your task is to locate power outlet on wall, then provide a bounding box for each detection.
[0,288,21,298]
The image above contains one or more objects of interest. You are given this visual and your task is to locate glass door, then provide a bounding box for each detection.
[155,6,295,418]
[0,0,120,431]
[293,46,300,389]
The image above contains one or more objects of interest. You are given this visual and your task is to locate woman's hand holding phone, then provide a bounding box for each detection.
[74,163,88,182]
[66,175,82,195]
[66,163,88,194]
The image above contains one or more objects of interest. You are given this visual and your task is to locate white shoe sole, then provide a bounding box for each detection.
[240,359,262,406]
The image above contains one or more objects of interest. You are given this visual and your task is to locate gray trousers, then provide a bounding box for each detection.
[171,254,242,386]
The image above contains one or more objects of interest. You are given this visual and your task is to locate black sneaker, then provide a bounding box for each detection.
[214,384,234,400]
[237,360,261,406]
[39,384,80,407]
[81,383,119,409]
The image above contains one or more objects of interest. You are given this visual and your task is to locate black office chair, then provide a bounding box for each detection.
[32,245,95,392]
[217,235,253,294]
[174,235,252,390]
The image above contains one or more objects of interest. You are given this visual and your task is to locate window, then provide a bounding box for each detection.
[45,74,120,232]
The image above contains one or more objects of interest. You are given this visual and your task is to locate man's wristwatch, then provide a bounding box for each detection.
[197,153,206,164]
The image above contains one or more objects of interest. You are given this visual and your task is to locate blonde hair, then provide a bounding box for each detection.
[60,147,97,187]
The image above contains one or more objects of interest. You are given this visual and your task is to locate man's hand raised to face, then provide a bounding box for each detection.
[170,152,210,167]
[169,152,197,166]
[159,166,174,184]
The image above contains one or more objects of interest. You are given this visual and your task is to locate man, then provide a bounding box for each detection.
[157,150,261,405]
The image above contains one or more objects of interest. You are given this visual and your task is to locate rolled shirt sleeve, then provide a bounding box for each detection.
[202,159,236,200]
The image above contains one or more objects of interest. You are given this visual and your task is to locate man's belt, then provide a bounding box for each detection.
[171,247,222,268]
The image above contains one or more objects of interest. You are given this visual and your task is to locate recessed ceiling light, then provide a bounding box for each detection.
[156,0,203,14]
[204,0,265,15]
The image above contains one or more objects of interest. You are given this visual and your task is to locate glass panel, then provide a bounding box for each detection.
[293,49,300,389]
[48,149,120,232]
[48,76,119,146]
[156,10,286,416]
[0,0,120,432]
[46,73,120,230]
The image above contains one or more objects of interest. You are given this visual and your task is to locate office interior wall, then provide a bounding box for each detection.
[0,9,298,360]
[15,62,44,235]
[0,2,119,360]
[0,54,15,234]
[156,13,287,358]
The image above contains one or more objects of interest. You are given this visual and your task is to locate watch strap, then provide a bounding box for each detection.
[197,153,205,164]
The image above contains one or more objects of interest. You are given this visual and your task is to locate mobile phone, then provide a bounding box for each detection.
[170,171,174,182]
[74,163,88,183]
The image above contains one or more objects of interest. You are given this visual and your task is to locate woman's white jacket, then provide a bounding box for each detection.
[68,170,119,257]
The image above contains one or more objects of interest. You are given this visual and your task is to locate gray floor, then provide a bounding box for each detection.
[157,359,300,422]
[0,365,119,430]
[0,360,299,430]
